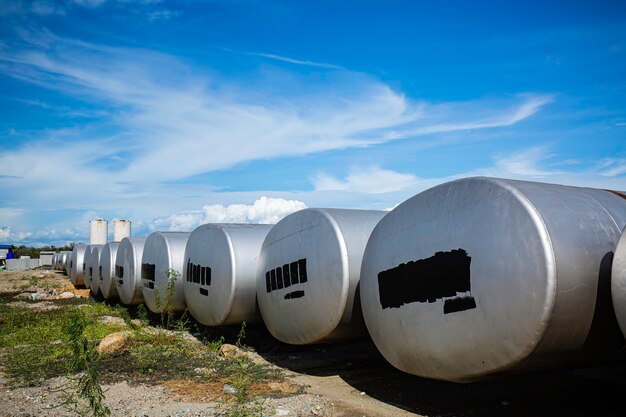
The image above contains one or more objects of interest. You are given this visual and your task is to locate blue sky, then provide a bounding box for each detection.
[1,0,625,246]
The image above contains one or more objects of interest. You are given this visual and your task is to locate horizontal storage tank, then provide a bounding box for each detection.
[360,177,626,382]
[87,245,104,297]
[612,225,626,339]
[90,219,108,245]
[257,208,386,344]
[60,252,69,274]
[69,245,88,286]
[65,252,72,275]
[83,245,102,290]
[184,224,272,326]
[52,254,58,270]
[113,220,131,242]
[115,237,147,305]
[141,231,190,313]
[100,242,120,299]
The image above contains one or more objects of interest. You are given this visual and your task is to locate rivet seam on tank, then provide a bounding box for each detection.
[377,249,476,314]
[265,258,308,300]
[186,259,212,296]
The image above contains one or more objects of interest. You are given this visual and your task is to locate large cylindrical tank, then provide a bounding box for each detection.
[83,245,103,290]
[113,220,132,242]
[90,219,108,245]
[612,225,626,339]
[257,208,386,344]
[115,237,147,305]
[360,177,626,382]
[184,224,272,326]
[65,252,72,275]
[100,242,120,299]
[52,254,58,270]
[61,252,70,274]
[69,245,88,286]
[87,245,104,297]
[141,231,190,313]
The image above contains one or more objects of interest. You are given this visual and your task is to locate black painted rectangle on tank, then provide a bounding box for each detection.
[298,258,308,283]
[142,263,156,281]
[89,267,93,277]
[143,281,154,289]
[200,288,208,296]
[99,266,103,281]
[270,269,277,291]
[290,261,299,284]
[444,296,476,314]
[282,264,291,287]
[276,266,284,289]
[201,266,206,286]
[115,265,124,278]
[377,249,476,313]
[284,290,305,299]
[266,272,271,293]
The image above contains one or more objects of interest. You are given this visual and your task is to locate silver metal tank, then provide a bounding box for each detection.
[113,220,131,242]
[60,252,69,274]
[87,245,104,297]
[90,219,108,245]
[360,177,626,382]
[115,237,147,305]
[65,252,72,275]
[100,242,120,299]
[141,231,190,313]
[612,225,626,339]
[83,245,101,290]
[69,245,88,286]
[184,224,272,326]
[52,254,58,270]
[257,208,386,345]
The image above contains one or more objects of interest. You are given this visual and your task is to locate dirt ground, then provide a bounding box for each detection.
[2,269,626,417]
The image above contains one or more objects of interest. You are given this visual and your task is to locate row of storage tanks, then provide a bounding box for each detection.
[53,177,626,383]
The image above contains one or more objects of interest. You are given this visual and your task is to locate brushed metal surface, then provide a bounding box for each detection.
[257,208,386,345]
[83,245,103,291]
[113,220,131,242]
[141,231,190,313]
[360,177,626,382]
[69,244,88,286]
[184,223,272,326]
[115,237,147,305]
[100,242,120,299]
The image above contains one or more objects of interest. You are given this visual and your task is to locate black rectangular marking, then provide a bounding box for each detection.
[276,266,284,289]
[298,259,308,283]
[282,264,291,287]
[270,269,277,291]
[141,263,156,281]
[443,296,476,314]
[266,271,271,293]
[377,249,476,314]
[200,288,208,296]
[290,261,299,284]
[284,290,305,300]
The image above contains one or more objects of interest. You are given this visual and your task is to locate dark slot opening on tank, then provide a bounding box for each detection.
[266,272,271,293]
[270,269,277,291]
[284,290,305,299]
[377,249,476,314]
[144,281,154,289]
[200,288,208,296]
[276,266,284,289]
[206,267,211,286]
[82,263,86,273]
[186,259,191,282]
[99,266,103,281]
[201,266,206,285]
[118,279,123,285]
[89,267,93,278]
[194,264,200,284]
[282,264,291,287]
[142,263,156,281]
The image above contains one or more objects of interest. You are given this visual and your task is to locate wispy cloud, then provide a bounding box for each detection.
[312,166,424,194]
[0,31,556,245]
[242,51,345,70]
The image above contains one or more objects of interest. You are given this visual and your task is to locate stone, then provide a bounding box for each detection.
[58,291,76,299]
[98,332,128,355]
[218,343,245,359]
[223,384,237,395]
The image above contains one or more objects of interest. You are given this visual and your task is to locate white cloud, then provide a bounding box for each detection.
[152,197,307,231]
[312,166,423,194]
[241,51,345,70]
[31,1,66,15]
[596,159,626,177]
[72,0,106,7]
[0,226,33,242]
[148,9,178,21]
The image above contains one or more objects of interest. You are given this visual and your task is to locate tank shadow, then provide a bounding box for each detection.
[254,337,626,417]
